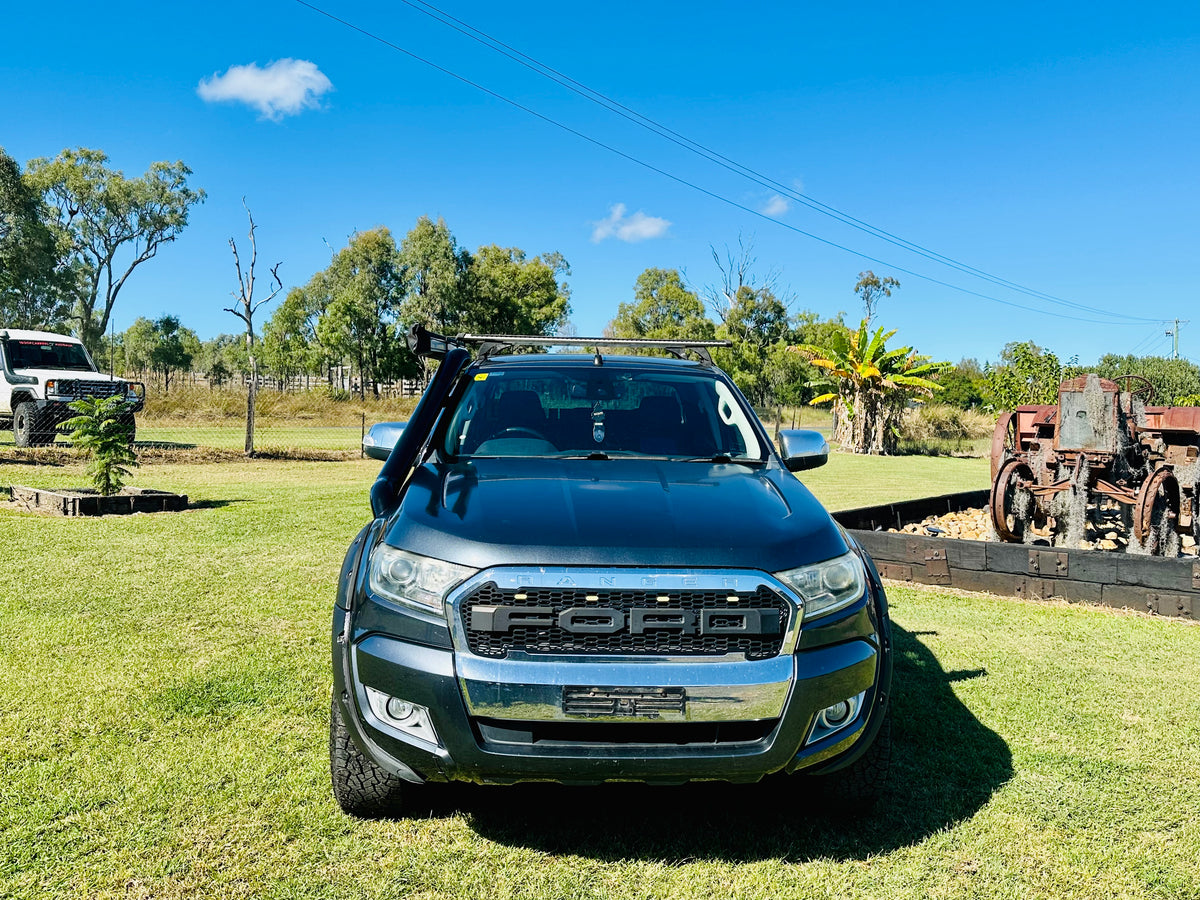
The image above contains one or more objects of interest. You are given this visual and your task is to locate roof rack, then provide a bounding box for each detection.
[406,325,731,365]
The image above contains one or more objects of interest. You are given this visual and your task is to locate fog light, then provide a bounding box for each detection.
[364,687,441,748]
[385,698,416,721]
[805,691,867,746]
[821,700,852,727]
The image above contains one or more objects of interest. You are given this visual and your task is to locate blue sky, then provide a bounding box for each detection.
[3,0,1199,366]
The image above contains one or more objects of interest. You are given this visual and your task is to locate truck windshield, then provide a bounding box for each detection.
[442,364,763,461]
[7,339,95,372]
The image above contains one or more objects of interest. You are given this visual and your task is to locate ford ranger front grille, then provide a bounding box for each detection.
[461,582,789,659]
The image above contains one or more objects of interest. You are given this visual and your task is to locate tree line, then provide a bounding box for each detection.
[106,218,572,400]
[934,343,1200,411]
[100,233,860,412]
[260,217,570,398]
[9,144,1197,449]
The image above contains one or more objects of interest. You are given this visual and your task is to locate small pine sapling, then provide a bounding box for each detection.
[64,396,139,495]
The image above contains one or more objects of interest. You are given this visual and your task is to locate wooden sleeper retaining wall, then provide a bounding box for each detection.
[10,485,188,516]
[832,490,1196,620]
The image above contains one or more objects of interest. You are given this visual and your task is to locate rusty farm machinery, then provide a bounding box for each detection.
[989,374,1200,556]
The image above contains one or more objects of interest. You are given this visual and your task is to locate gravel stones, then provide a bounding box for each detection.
[889,506,1199,557]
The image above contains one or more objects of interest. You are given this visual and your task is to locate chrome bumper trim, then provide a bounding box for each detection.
[457,652,794,722]
[446,566,802,723]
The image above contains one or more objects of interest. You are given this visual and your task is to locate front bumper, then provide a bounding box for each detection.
[333,563,891,786]
[37,388,145,425]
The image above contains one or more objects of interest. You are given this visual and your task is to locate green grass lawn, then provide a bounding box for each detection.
[1,457,1196,899]
[136,423,365,451]
[801,451,989,510]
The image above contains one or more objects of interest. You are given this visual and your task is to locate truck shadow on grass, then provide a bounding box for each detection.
[458,623,1012,862]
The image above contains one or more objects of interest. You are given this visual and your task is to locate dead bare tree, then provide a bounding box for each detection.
[702,234,792,323]
[225,199,282,455]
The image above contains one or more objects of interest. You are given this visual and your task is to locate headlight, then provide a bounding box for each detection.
[775,551,867,621]
[367,544,476,615]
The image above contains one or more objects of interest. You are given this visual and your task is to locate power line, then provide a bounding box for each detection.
[291,0,1170,327]
[1142,334,1173,357]
[391,0,1169,326]
[1129,326,1165,356]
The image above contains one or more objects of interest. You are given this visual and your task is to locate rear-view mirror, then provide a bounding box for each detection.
[777,429,829,472]
[363,421,407,461]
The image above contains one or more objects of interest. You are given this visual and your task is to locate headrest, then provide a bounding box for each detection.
[497,390,545,423]
[638,394,682,424]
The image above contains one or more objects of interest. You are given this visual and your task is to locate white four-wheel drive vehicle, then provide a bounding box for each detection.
[0,329,144,447]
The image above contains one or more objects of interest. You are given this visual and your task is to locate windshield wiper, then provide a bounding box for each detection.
[681,454,765,466]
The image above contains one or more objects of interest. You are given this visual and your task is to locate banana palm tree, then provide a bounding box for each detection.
[795,320,948,454]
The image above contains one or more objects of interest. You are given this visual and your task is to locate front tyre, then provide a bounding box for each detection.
[330,693,415,818]
[13,401,52,447]
[806,709,892,816]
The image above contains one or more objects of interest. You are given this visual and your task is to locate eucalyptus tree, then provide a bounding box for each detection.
[313,227,416,399]
[26,148,204,352]
[0,147,75,329]
[854,270,900,326]
[262,286,327,387]
[122,315,197,394]
[398,215,470,334]
[608,268,716,347]
[463,245,571,336]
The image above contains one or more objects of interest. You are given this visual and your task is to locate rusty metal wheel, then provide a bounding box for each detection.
[1114,374,1155,404]
[1133,467,1181,555]
[990,458,1036,543]
[990,412,1017,483]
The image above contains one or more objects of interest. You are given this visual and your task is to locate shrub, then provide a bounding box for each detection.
[63,396,139,495]
[898,404,994,456]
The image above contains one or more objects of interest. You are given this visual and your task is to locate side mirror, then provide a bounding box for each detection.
[777,429,829,472]
[363,421,407,461]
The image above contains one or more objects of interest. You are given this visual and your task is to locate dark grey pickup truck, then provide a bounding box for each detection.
[331,328,893,817]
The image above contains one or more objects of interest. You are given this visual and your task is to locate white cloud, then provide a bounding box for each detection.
[591,203,671,243]
[197,59,333,121]
[762,195,790,217]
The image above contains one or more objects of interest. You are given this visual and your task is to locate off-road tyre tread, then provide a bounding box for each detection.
[808,709,893,816]
[329,694,411,818]
[11,403,53,448]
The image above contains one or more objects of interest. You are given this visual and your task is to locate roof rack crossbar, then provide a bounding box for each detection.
[458,334,730,348]
[406,325,731,364]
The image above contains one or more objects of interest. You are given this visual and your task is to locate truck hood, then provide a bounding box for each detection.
[13,368,118,383]
[384,457,848,572]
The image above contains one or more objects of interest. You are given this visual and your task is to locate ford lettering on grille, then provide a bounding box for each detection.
[461,582,789,659]
[470,605,779,636]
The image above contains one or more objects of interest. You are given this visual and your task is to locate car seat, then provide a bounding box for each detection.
[637,394,683,455]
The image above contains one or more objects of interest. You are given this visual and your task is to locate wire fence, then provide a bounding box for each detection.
[0,418,375,458]
[0,381,843,463]
[0,380,421,460]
